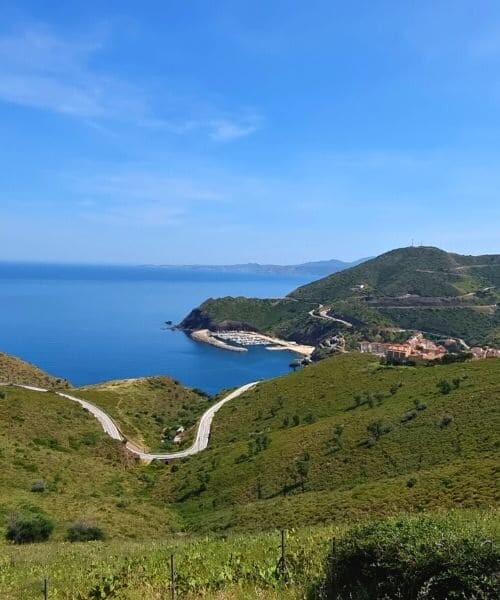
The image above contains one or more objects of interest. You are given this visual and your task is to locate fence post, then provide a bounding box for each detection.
[43,578,48,600]
[281,529,286,573]
[170,553,176,600]
[277,529,289,582]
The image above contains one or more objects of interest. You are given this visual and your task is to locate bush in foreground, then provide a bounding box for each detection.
[66,520,105,542]
[323,513,499,599]
[5,513,54,544]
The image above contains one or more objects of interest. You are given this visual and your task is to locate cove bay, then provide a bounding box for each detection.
[0,263,312,394]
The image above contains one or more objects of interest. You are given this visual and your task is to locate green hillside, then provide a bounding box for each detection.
[0,352,69,388]
[160,353,499,532]
[3,350,498,541]
[180,247,500,346]
[1,351,498,598]
[0,385,179,540]
[291,246,500,301]
[77,376,211,452]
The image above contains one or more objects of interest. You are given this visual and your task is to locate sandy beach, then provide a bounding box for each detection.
[250,332,315,356]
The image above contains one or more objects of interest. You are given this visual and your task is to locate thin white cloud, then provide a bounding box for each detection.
[0,24,263,141]
[140,115,263,141]
[208,116,262,141]
[0,26,138,118]
[64,169,230,227]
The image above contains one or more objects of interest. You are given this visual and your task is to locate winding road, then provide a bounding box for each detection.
[308,304,353,328]
[1,381,258,462]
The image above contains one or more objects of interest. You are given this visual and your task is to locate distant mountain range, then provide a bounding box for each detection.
[156,257,369,277]
[0,258,367,281]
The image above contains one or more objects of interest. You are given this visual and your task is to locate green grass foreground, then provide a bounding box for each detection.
[0,386,179,538]
[1,510,497,599]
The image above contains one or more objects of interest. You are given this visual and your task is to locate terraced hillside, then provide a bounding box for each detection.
[161,353,500,532]
[180,246,500,346]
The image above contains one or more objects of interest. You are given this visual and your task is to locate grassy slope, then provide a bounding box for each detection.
[160,353,499,531]
[0,386,178,540]
[77,376,211,452]
[183,247,500,345]
[0,350,498,598]
[2,509,497,599]
[290,247,500,301]
[378,305,500,346]
[0,352,69,388]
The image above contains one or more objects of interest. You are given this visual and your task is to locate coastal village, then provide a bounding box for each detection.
[190,326,500,365]
[359,332,500,362]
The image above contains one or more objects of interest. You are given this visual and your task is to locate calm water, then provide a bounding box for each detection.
[0,263,311,394]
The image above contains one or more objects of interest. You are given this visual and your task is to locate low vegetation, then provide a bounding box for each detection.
[1,510,497,599]
[0,348,498,598]
[0,385,179,540]
[77,376,211,452]
[0,351,68,388]
[323,511,499,599]
[5,513,54,544]
[66,520,105,542]
[163,353,499,532]
[378,305,500,347]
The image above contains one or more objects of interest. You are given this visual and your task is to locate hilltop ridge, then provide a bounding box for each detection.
[180,246,500,347]
[0,352,69,388]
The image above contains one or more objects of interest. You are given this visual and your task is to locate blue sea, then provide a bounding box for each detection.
[0,263,312,394]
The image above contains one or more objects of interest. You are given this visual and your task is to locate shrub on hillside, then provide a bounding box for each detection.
[366,420,392,441]
[437,380,452,395]
[439,414,454,428]
[304,412,316,424]
[322,514,499,599]
[30,480,46,493]
[401,409,418,423]
[5,513,54,544]
[66,520,105,542]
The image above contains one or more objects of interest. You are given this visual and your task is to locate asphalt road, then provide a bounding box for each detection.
[308,304,354,327]
[3,381,258,461]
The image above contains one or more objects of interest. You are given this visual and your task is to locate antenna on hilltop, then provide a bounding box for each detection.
[411,238,414,247]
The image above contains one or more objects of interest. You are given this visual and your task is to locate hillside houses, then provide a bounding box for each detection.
[470,346,500,360]
[173,425,185,444]
[360,333,447,361]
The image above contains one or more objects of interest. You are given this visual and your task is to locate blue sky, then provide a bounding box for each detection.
[0,1,499,264]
